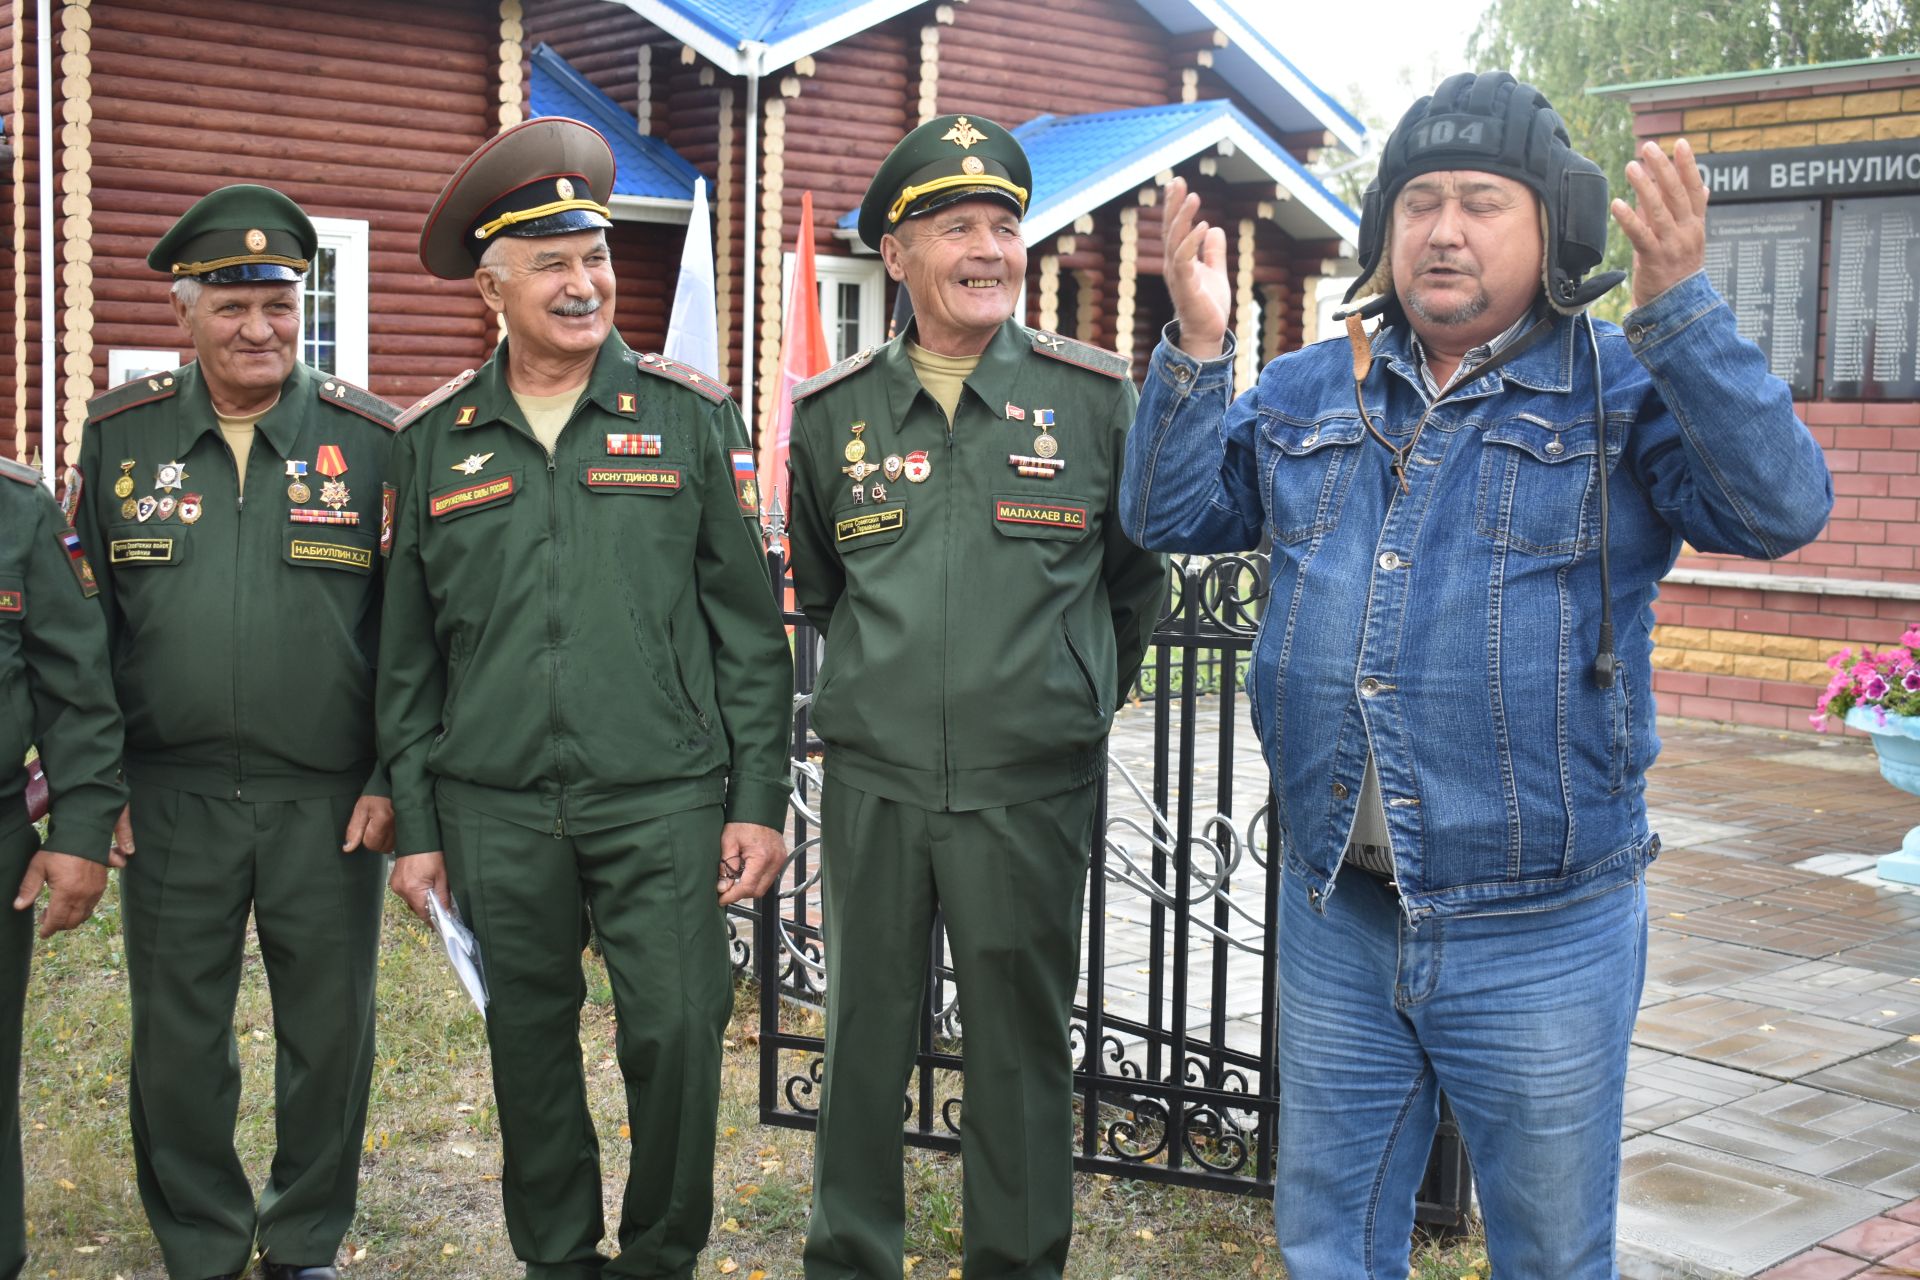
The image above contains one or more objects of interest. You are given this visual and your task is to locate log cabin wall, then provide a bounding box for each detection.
[932,0,1167,124]
[80,0,497,414]
[1,0,20,462]
[606,216,684,352]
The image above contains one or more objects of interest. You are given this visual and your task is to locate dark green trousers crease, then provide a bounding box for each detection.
[0,824,35,1280]
[121,784,382,1277]
[439,795,729,1280]
[803,779,1096,1280]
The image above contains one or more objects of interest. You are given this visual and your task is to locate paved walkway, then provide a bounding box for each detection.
[1095,701,1920,1278]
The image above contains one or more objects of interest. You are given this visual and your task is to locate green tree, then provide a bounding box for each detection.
[1471,0,1920,311]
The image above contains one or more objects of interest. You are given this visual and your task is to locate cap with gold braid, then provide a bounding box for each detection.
[147,184,316,284]
[858,113,1032,250]
[419,116,616,280]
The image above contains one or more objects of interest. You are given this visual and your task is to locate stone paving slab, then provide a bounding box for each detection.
[1632,992,1906,1079]
[1618,1135,1896,1276]
[1623,1047,1778,1136]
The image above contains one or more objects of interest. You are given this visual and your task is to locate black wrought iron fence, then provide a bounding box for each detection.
[724,545,1472,1227]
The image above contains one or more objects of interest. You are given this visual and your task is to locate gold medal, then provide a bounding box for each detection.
[844,438,867,463]
[114,460,136,499]
[120,497,137,521]
[288,480,311,503]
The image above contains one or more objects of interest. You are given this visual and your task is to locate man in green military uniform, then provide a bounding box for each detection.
[380,117,793,1280]
[0,457,124,1280]
[71,185,401,1280]
[787,115,1165,1279]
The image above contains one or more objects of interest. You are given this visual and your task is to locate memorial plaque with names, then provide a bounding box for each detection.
[1827,195,1920,399]
[1704,201,1818,399]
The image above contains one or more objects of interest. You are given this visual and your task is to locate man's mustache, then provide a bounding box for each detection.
[551,296,602,317]
[1415,255,1479,277]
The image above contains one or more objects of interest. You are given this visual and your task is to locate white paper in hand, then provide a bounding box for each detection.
[426,892,488,1013]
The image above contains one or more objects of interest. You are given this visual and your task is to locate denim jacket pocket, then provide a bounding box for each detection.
[1475,414,1601,558]
[1256,412,1365,545]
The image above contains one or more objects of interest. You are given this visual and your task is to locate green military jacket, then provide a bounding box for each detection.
[0,459,123,858]
[787,319,1165,812]
[73,361,400,801]
[378,331,792,854]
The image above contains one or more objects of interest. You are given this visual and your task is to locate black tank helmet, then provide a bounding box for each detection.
[1342,71,1623,319]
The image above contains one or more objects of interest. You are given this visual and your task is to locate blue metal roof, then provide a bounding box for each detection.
[647,0,879,47]
[836,101,1358,240]
[1225,9,1365,138]
[529,43,704,202]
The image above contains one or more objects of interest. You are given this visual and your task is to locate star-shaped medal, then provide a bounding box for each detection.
[452,452,495,476]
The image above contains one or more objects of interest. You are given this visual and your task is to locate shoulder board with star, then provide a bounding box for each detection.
[316,375,404,431]
[395,368,478,429]
[1026,328,1131,380]
[0,456,39,487]
[631,352,730,404]
[793,347,879,402]
[87,369,182,423]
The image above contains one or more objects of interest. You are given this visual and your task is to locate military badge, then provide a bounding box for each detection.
[904,450,931,483]
[1009,453,1065,480]
[606,434,662,456]
[452,452,495,476]
[120,498,137,521]
[731,449,759,515]
[843,459,881,483]
[851,484,866,505]
[136,495,158,522]
[1005,403,1026,421]
[58,528,98,597]
[883,455,903,482]
[455,405,478,427]
[380,483,397,557]
[943,116,988,149]
[288,507,361,526]
[616,392,637,415]
[155,460,188,492]
[1032,408,1058,459]
[179,493,203,525]
[114,460,136,499]
[156,496,177,521]
[844,438,867,463]
[315,444,350,510]
[871,483,887,502]
[286,459,311,504]
[58,465,82,528]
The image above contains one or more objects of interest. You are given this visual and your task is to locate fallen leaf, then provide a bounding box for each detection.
[1136,1228,1154,1241]
[441,1244,459,1256]
[722,1217,741,1233]
[717,1261,739,1275]
[56,1179,75,1192]
[450,1142,476,1159]
[750,1272,767,1280]
[619,1123,631,1140]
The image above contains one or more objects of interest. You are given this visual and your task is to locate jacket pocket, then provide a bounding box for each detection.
[283,528,376,574]
[1476,414,1605,557]
[1255,412,1364,544]
[1062,619,1104,717]
[1609,666,1633,795]
[832,503,908,551]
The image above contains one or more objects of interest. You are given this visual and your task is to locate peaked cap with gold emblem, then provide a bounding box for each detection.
[857,113,1032,250]
[147,184,316,284]
[419,116,617,280]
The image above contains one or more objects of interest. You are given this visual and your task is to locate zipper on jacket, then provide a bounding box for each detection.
[228,449,248,800]
[546,449,568,838]
[939,412,957,810]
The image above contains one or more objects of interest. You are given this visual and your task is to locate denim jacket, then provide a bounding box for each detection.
[1120,272,1833,920]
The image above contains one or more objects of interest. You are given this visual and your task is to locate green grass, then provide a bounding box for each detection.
[17,885,1489,1278]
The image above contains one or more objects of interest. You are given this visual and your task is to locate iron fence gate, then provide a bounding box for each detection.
[725,546,1472,1226]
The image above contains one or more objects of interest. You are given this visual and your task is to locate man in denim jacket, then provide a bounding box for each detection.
[1120,73,1832,1277]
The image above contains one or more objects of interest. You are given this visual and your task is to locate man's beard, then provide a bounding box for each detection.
[1406,282,1489,328]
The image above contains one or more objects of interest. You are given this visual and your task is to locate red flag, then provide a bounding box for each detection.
[763,190,832,528]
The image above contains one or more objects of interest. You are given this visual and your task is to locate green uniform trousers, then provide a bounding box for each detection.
[803,778,1097,1280]
[0,820,37,1280]
[439,795,731,1280]
[121,783,383,1277]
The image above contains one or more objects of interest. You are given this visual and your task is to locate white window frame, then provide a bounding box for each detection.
[108,348,181,386]
[784,252,886,361]
[305,216,370,385]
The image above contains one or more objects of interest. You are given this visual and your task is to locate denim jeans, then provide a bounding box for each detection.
[1275,867,1648,1279]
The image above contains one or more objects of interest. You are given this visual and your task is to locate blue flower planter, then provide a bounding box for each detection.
[1846,707,1920,885]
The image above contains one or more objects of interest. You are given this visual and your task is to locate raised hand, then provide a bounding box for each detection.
[1611,137,1709,311]
[1162,177,1231,360]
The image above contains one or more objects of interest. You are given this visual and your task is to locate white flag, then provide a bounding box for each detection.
[664,177,719,380]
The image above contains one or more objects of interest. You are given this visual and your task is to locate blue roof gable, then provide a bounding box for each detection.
[836,101,1358,245]
[529,43,704,202]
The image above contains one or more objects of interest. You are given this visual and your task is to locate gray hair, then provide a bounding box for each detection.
[477,238,513,283]
[170,277,203,308]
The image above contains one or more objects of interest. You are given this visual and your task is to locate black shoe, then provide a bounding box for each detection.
[260,1266,339,1280]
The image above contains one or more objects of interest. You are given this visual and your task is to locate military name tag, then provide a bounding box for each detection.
[993,499,1088,531]
[0,590,21,613]
[431,475,517,518]
[110,537,174,564]
[835,508,905,543]
[585,465,679,491]
[290,539,374,571]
